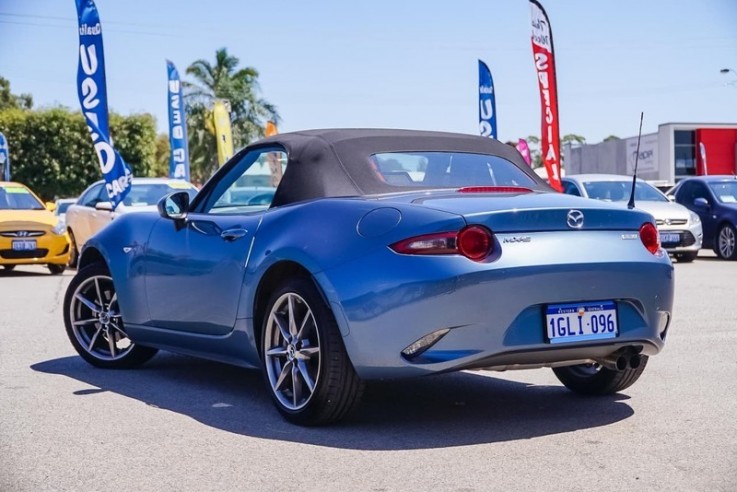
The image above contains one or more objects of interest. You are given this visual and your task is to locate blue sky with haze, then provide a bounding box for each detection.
[1,0,736,144]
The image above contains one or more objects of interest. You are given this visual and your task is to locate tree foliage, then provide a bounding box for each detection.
[184,48,279,184]
[0,77,32,111]
[0,107,159,200]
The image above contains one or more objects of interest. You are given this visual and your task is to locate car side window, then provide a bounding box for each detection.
[197,147,287,215]
[562,181,581,196]
[79,184,104,207]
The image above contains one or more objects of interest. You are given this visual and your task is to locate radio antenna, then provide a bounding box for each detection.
[627,112,644,210]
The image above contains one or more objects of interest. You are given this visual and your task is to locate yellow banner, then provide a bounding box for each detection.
[212,100,234,166]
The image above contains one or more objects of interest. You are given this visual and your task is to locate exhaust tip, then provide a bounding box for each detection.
[629,355,642,369]
[615,356,628,371]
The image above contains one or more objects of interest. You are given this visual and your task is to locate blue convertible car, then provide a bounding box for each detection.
[63,129,674,425]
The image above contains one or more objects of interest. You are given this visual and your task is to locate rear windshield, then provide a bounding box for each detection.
[371,152,536,188]
[0,185,45,210]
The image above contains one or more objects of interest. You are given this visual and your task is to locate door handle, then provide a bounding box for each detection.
[220,228,248,241]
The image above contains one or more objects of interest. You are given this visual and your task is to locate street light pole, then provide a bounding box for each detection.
[720,68,737,77]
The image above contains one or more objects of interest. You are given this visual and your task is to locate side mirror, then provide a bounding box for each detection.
[158,191,190,221]
[45,202,56,212]
[693,197,709,209]
[95,201,114,212]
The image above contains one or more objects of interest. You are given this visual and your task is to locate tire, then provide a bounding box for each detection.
[261,276,364,426]
[2,265,15,271]
[67,230,79,268]
[48,264,66,275]
[716,223,737,260]
[552,356,649,395]
[63,262,158,368]
[675,251,698,263]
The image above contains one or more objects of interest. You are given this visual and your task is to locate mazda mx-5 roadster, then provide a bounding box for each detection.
[63,129,674,425]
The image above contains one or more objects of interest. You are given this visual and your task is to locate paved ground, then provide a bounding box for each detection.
[1,252,735,492]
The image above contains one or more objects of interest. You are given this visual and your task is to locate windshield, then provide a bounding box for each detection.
[708,181,737,204]
[55,201,73,215]
[0,185,45,210]
[371,152,537,188]
[122,183,197,207]
[582,180,667,202]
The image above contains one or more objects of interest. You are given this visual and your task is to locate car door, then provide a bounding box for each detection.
[677,181,717,245]
[70,183,105,247]
[144,147,287,335]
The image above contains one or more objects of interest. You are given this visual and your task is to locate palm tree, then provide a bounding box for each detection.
[184,48,279,183]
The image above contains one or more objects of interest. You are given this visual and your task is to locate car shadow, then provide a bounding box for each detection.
[0,269,52,277]
[32,353,634,450]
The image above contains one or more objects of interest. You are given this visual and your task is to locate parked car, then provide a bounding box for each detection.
[65,178,198,267]
[0,181,70,274]
[63,129,674,425]
[562,174,702,262]
[669,175,737,260]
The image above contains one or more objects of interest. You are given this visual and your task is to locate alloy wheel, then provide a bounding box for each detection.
[718,226,735,259]
[264,292,321,411]
[68,275,133,361]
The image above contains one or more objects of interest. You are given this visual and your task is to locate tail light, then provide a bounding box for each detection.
[457,186,533,194]
[390,225,494,261]
[639,222,660,254]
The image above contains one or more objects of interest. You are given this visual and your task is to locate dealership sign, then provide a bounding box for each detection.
[626,133,658,173]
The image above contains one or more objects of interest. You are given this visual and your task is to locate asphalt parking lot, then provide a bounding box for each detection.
[1,252,735,492]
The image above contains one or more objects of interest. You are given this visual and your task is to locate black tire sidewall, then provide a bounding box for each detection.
[717,223,737,260]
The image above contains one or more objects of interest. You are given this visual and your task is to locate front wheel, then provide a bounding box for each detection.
[67,230,79,268]
[2,265,15,271]
[552,356,649,395]
[48,264,66,275]
[716,223,737,260]
[63,262,157,368]
[261,277,364,426]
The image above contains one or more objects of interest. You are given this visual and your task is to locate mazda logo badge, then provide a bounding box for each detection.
[566,210,584,229]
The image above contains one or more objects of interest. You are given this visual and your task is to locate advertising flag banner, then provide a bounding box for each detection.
[529,0,562,191]
[166,60,190,181]
[699,142,708,175]
[478,60,497,139]
[75,0,132,208]
[213,100,234,166]
[516,138,532,166]
[265,121,278,137]
[0,132,10,181]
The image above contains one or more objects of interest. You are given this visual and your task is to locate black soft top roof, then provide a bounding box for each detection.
[246,128,549,206]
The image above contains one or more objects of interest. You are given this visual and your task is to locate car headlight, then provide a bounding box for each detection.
[689,211,701,225]
[51,221,66,235]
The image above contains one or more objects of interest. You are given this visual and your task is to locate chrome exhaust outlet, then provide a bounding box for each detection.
[596,352,628,371]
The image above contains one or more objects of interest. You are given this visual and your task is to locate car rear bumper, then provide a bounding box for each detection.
[319,231,674,379]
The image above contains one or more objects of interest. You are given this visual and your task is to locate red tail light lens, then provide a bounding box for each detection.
[639,222,660,254]
[390,226,493,261]
[457,186,533,194]
[457,226,493,260]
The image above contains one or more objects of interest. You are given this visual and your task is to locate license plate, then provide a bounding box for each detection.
[11,240,36,251]
[660,232,680,244]
[546,301,618,344]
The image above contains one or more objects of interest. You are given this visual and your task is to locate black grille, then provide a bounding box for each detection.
[661,231,696,248]
[0,249,49,259]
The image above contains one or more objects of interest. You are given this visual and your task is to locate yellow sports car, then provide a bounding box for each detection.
[0,181,70,274]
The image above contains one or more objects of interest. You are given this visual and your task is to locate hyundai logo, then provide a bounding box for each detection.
[566,210,584,229]
[17,231,29,237]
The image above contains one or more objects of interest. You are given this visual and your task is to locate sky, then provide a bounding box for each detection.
[1,0,736,145]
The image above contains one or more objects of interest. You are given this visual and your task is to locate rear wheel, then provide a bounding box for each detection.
[716,223,737,260]
[552,356,649,395]
[48,264,66,275]
[261,277,364,425]
[674,251,698,263]
[67,230,79,268]
[2,265,15,271]
[63,262,157,368]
